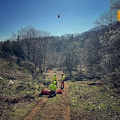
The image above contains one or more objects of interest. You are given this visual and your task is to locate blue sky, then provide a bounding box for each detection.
[0,0,110,41]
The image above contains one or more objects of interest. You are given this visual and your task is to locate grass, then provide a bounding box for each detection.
[8,68,61,120]
[10,102,36,120]
[0,58,47,120]
[3,64,120,120]
[69,81,120,120]
[9,95,44,120]
[34,94,62,120]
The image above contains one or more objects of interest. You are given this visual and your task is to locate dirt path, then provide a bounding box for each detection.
[23,68,71,120]
[61,81,71,120]
[23,97,48,120]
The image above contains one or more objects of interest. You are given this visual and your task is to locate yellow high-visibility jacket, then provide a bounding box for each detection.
[62,75,65,81]
[52,76,57,81]
[49,84,57,91]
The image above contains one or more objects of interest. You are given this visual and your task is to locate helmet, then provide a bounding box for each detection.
[53,81,56,85]
[54,74,56,76]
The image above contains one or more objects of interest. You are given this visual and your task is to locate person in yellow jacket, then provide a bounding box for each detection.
[61,73,65,89]
[49,81,57,97]
[52,74,57,86]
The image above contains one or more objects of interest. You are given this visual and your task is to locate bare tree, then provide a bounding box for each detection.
[17,26,51,73]
[64,51,74,78]
[17,26,38,60]
[110,0,120,10]
[94,0,119,30]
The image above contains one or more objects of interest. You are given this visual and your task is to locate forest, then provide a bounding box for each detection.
[0,0,120,120]
[1,21,120,91]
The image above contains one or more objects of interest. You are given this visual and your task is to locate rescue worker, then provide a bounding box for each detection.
[61,73,65,89]
[49,81,57,97]
[52,74,57,86]
[48,69,50,72]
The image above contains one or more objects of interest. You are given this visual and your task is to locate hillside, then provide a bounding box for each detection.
[0,57,45,120]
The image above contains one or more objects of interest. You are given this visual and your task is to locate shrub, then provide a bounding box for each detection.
[19,61,35,74]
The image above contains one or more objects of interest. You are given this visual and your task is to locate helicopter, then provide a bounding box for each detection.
[57,14,60,18]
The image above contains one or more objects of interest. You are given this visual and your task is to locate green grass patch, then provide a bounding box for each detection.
[69,81,120,120]
[9,96,43,120]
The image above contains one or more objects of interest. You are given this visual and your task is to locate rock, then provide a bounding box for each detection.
[9,80,14,86]
[0,76,3,80]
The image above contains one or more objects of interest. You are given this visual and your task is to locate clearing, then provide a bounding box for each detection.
[23,69,120,120]
[2,68,119,120]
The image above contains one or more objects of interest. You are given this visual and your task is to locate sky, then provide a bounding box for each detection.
[0,0,110,41]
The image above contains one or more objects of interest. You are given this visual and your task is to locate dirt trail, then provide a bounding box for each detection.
[23,68,71,120]
[61,81,71,120]
[44,81,71,120]
[23,97,48,120]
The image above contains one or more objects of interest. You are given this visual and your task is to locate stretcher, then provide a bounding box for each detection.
[40,89,62,95]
